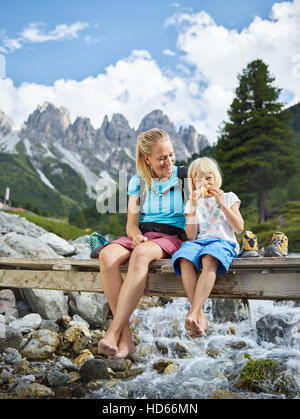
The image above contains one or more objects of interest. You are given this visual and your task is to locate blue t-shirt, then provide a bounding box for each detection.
[127,166,186,230]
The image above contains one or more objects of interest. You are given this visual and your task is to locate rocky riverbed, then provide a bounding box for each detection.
[0,210,300,399]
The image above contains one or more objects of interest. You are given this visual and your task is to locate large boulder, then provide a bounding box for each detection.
[39,232,75,256]
[256,312,300,347]
[67,291,108,328]
[21,329,60,360]
[0,232,61,258]
[22,289,69,322]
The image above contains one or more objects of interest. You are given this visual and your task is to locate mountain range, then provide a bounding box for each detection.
[0,103,209,216]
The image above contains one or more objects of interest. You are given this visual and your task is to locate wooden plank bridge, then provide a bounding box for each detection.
[0,257,300,300]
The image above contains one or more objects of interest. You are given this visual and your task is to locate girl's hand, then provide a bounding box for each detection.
[209,187,225,206]
[131,234,148,248]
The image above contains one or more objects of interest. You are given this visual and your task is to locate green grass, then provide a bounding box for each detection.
[3,210,88,241]
[239,200,300,252]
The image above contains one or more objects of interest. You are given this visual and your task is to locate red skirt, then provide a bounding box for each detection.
[109,232,183,257]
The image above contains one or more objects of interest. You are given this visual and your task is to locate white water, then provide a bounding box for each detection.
[92,255,300,399]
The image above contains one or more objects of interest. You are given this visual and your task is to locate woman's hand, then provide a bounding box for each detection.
[131,234,148,248]
[209,187,225,206]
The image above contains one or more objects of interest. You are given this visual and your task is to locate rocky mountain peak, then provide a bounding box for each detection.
[179,125,209,154]
[0,111,18,136]
[137,109,177,136]
[99,113,136,148]
[22,101,71,142]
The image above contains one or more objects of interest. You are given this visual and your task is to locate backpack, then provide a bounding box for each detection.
[139,165,189,208]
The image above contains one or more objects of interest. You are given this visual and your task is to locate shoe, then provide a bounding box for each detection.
[264,232,288,257]
[87,231,110,259]
[239,231,259,257]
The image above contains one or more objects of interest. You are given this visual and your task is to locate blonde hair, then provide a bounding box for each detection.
[188,157,222,192]
[136,128,171,190]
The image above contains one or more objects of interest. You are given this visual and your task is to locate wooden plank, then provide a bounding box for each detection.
[1,267,299,300]
[1,256,300,271]
[0,269,105,293]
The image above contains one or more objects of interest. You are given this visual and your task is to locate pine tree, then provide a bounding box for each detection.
[215,59,298,223]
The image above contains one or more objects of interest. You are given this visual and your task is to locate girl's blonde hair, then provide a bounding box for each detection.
[136,128,171,190]
[188,157,222,192]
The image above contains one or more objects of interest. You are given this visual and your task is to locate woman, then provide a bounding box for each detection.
[98,128,187,359]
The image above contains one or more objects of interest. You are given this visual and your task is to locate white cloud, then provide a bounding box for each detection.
[0,21,89,52]
[163,49,176,56]
[0,1,300,144]
[164,0,300,140]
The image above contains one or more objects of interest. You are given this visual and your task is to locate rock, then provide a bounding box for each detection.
[209,298,249,323]
[155,340,168,355]
[0,232,61,258]
[0,368,15,383]
[11,383,54,398]
[3,347,22,364]
[163,363,178,375]
[105,359,132,372]
[152,359,178,375]
[15,300,31,317]
[22,289,68,322]
[0,211,48,238]
[211,389,244,399]
[57,356,79,371]
[256,313,298,345]
[9,313,42,333]
[235,354,299,398]
[170,342,191,358]
[74,351,94,365]
[13,359,30,375]
[79,359,110,382]
[63,324,90,344]
[21,329,60,360]
[0,324,23,351]
[39,232,75,256]
[47,370,71,387]
[39,319,59,332]
[0,289,16,314]
[67,291,108,328]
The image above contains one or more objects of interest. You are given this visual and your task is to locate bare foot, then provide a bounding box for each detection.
[98,330,119,357]
[185,309,208,338]
[109,330,136,360]
[189,311,208,338]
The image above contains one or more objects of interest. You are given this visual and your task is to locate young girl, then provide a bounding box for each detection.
[97,128,187,359]
[172,157,244,337]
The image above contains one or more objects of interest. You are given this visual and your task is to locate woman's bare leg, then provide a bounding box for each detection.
[98,244,133,357]
[99,241,167,358]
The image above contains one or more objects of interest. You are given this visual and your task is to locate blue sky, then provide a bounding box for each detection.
[0,0,288,85]
[0,0,299,142]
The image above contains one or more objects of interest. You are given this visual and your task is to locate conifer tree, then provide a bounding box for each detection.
[215,59,298,223]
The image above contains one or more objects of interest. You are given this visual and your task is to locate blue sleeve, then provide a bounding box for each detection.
[128,174,141,197]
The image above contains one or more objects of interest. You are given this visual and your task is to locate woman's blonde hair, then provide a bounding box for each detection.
[188,157,222,192]
[136,128,171,190]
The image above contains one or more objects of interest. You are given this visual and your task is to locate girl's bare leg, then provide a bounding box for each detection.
[187,254,218,337]
[98,244,133,357]
[179,259,200,333]
[99,241,167,359]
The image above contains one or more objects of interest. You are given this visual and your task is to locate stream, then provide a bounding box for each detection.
[90,254,300,400]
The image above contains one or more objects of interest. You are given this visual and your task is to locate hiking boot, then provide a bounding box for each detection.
[264,232,288,257]
[87,231,110,259]
[239,231,259,257]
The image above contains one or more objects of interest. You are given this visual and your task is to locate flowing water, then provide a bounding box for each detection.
[91,255,300,400]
